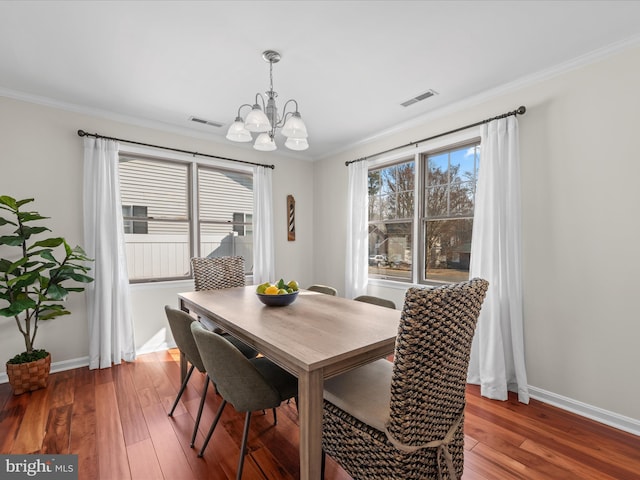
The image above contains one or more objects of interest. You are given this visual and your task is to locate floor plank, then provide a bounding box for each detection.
[95,381,132,480]
[127,438,165,480]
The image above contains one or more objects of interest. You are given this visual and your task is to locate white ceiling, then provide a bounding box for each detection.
[2,1,640,160]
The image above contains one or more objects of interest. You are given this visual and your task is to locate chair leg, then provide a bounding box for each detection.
[272,407,277,425]
[169,364,194,417]
[190,374,210,448]
[236,412,252,480]
[321,448,326,480]
[198,399,227,457]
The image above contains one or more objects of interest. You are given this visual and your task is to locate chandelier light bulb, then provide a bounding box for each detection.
[254,133,277,151]
[281,112,308,139]
[226,117,252,142]
[284,137,309,151]
[244,105,271,133]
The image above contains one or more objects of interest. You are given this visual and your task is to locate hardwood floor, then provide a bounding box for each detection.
[1,349,639,479]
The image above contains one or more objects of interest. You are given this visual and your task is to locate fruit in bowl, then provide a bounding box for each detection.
[256,279,299,306]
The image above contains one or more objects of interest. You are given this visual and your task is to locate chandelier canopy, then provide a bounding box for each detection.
[226,50,309,152]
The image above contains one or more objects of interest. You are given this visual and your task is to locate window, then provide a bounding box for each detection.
[119,155,253,282]
[122,205,149,234]
[367,139,480,284]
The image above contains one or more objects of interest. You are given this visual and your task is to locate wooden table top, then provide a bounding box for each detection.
[178,286,400,376]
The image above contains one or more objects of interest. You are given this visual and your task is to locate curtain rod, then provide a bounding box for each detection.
[345,105,526,166]
[77,130,275,169]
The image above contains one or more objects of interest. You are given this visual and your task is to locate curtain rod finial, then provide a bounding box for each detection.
[516,106,526,115]
[77,129,87,137]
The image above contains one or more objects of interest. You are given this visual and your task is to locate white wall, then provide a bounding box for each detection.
[0,97,315,374]
[314,46,640,424]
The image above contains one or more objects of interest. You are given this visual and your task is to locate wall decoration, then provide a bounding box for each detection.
[287,194,295,241]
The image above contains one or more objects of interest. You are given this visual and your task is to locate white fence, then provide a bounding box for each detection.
[124,234,253,281]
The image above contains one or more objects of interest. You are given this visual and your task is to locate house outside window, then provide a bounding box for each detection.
[119,155,253,282]
[367,138,480,285]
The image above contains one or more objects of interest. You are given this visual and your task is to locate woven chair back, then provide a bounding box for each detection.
[387,278,489,449]
[191,256,245,291]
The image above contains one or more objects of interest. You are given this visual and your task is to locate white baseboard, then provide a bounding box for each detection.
[528,385,640,437]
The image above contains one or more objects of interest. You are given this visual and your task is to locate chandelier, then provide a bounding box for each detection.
[226,50,309,152]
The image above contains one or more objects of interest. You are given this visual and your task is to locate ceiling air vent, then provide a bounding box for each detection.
[189,116,224,128]
[400,89,438,107]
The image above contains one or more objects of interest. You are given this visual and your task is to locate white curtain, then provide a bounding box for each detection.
[253,166,275,284]
[468,116,529,404]
[83,138,136,369]
[345,160,369,299]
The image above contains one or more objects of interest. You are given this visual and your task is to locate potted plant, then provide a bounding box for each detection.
[0,195,93,394]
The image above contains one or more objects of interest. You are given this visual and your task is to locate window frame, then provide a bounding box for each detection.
[118,144,254,284]
[367,128,480,288]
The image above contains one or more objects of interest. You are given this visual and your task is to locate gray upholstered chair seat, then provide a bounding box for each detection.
[307,284,338,296]
[353,294,396,310]
[323,358,392,432]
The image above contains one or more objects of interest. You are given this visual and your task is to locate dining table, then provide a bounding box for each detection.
[178,286,400,480]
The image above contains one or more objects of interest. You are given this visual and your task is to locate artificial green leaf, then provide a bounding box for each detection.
[46,283,68,300]
[7,257,28,274]
[0,196,18,209]
[17,212,49,223]
[0,259,12,272]
[66,272,94,283]
[15,198,34,208]
[0,295,37,316]
[0,235,25,246]
[38,309,71,320]
[29,237,64,249]
[7,270,40,288]
[21,226,50,239]
[0,217,17,227]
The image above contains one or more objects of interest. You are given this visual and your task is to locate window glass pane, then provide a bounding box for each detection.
[199,168,253,222]
[368,221,412,282]
[450,181,475,216]
[124,221,190,280]
[426,185,448,218]
[424,218,473,282]
[428,153,448,186]
[120,158,188,218]
[200,223,253,274]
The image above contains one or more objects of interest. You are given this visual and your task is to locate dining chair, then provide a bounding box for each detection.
[165,306,258,448]
[190,255,257,343]
[321,278,489,480]
[190,321,298,480]
[191,255,245,291]
[307,284,338,296]
[353,294,396,310]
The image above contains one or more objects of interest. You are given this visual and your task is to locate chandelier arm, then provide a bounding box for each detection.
[276,99,300,128]
[237,103,253,117]
[254,93,266,110]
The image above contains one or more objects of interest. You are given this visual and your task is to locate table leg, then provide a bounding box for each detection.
[297,369,324,480]
[179,298,188,383]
